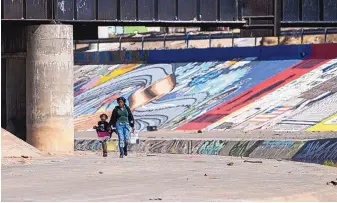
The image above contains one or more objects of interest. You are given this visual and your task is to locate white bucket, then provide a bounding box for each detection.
[129,131,139,144]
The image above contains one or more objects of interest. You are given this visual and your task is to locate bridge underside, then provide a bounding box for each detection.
[2,0,337,38]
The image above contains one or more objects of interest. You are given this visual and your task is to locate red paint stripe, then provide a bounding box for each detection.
[177,58,332,130]
[312,44,337,59]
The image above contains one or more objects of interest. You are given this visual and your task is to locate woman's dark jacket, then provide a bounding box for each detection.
[109,105,135,128]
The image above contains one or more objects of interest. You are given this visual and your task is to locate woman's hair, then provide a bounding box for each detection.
[117,97,127,104]
[100,114,108,119]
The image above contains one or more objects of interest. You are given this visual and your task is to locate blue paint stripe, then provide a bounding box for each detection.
[74,44,313,65]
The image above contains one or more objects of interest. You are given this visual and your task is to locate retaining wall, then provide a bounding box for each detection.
[74,138,337,166]
[74,43,337,132]
[75,44,313,65]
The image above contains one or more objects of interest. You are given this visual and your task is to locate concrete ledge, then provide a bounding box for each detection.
[2,128,43,158]
[75,130,337,141]
[74,138,337,166]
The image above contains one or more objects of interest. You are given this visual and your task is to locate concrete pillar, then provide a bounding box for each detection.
[26,24,74,154]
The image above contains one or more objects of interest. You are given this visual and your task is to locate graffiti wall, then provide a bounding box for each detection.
[74,138,337,165]
[74,44,337,132]
[292,138,337,164]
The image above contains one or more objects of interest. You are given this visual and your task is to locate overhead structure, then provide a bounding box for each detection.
[2,0,337,37]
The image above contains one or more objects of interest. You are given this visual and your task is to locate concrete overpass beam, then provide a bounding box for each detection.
[26,24,74,154]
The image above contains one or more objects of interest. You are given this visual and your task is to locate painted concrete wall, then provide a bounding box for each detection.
[74,44,337,132]
[75,44,312,65]
[74,138,337,166]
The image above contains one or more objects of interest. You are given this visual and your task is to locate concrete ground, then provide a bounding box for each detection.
[2,153,337,202]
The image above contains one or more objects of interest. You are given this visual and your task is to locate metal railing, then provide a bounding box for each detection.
[74,28,337,51]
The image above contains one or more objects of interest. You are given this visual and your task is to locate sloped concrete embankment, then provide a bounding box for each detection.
[1,128,43,158]
[74,138,337,166]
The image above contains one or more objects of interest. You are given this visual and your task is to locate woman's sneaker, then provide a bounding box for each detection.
[124,147,128,156]
[119,154,124,158]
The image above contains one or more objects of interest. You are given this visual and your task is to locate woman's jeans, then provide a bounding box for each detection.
[116,122,130,155]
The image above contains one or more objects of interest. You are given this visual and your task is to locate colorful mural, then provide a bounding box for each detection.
[292,138,337,164]
[74,138,337,165]
[74,44,337,132]
[207,58,337,132]
[307,113,337,132]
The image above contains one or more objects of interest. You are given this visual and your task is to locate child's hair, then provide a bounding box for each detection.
[100,114,108,120]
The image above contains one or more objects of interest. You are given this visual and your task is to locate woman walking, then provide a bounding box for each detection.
[109,97,135,158]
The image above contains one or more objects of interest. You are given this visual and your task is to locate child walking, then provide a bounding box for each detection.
[93,114,111,157]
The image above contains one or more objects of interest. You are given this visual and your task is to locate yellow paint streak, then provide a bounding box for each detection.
[93,64,140,87]
[107,140,118,151]
[306,113,337,132]
[96,107,107,113]
[226,59,239,66]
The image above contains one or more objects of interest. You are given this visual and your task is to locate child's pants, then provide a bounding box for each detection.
[102,141,107,153]
[116,122,130,154]
[97,131,110,156]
